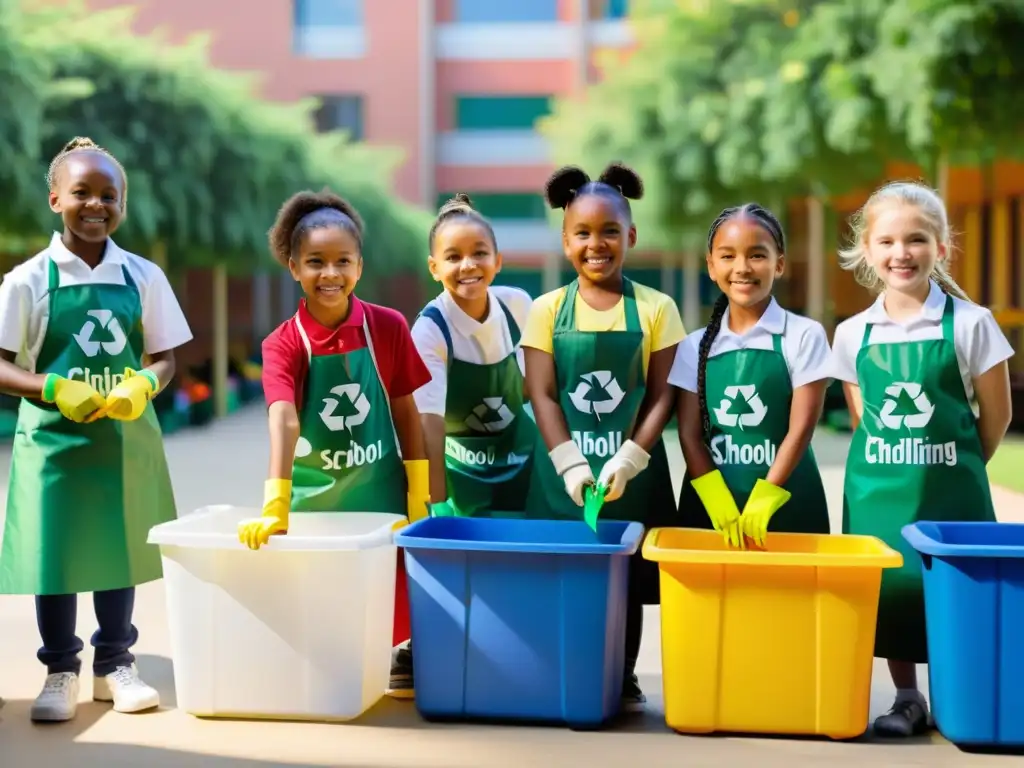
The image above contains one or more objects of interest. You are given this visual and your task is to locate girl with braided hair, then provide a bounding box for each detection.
[521,163,685,712]
[671,204,831,547]
[0,137,193,721]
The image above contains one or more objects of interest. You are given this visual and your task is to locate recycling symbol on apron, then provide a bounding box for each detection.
[878,382,934,429]
[713,384,768,429]
[567,370,625,418]
[464,397,516,433]
[73,309,128,357]
[319,383,371,432]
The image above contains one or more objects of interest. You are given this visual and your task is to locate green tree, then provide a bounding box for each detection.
[9,3,429,297]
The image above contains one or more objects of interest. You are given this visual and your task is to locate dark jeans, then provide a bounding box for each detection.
[624,589,643,678]
[36,587,138,677]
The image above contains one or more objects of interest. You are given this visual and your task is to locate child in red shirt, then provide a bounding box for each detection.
[237,189,431,697]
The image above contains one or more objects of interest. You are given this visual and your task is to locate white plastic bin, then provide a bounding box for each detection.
[147,505,406,721]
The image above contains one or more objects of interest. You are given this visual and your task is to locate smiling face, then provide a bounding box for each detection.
[562,194,636,286]
[49,151,125,243]
[864,202,945,297]
[706,215,784,309]
[289,225,363,318]
[429,218,501,304]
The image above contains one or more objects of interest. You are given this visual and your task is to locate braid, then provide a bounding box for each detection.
[699,202,786,439]
[428,193,497,250]
[698,294,729,439]
[47,136,128,207]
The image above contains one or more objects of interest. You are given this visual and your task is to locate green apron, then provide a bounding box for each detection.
[843,295,994,663]
[290,310,406,513]
[526,279,677,603]
[0,256,176,596]
[678,321,830,533]
[420,296,535,517]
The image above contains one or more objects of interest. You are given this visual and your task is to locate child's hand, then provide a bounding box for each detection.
[405,460,430,522]
[549,440,594,507]
[740,479,792,548]
[690,470,744,549]
[42,374,106,423]
[238,479,291,550]
[597,440,650,501]
[104,368,158,421]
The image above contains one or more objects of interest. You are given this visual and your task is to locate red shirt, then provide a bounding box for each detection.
[261,296,430,410]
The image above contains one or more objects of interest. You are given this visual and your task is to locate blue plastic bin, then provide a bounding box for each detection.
[903,521,1024,747]
[395,516,644,729]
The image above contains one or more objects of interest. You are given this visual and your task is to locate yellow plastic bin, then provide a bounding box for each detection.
[642,528,902,740]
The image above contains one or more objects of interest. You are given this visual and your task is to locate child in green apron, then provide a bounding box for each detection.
[0,137,192,722]
[673,204,831,546]
[831,181,1014,737]
[412,194,536,517]
[236,189,432,698]
[522,163,685,713]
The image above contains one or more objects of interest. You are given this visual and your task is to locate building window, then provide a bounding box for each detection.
[314,95,363,140]
[435,193,547,220]
[455,96,551,131]
[453,0,558,23]
[293,0,365,58]
[589,0,629,19]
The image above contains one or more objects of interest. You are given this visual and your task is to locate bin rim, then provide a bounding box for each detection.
[147,505,407,552]
[902,521,1024,559]
[641,527,903,569]
[394,517,643,556]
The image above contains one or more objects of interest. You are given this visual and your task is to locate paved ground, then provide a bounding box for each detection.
[0,405,1022,767]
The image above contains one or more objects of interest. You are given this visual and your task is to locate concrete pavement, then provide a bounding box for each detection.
[0,405,1021,767]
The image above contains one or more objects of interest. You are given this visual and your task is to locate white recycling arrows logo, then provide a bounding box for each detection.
[878,382,934,430]
[319,383,371,432]
[465,397,515,433]
[713,384,768,430]
[568,370,625,419]
[73,309,127,358]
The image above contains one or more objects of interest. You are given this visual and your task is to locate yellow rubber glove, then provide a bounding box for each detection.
[41,374,106,423]
[690,470,743,549]
[740,479,792,548]
[238,479,291,550]
[405,460,430,523]
[104,368,159,421]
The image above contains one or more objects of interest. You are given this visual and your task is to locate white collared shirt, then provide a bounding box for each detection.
[829,279,1014,404]
[668,297,831,393]
[411,285,533,416]
[0,233,193,371]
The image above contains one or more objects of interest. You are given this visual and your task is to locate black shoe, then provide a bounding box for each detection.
[873,698,929,737]
[388,644,414,699]
[620,673,646,714]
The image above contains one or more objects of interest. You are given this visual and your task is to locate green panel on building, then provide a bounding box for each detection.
[434,192,548,221]
[455,96,552,131]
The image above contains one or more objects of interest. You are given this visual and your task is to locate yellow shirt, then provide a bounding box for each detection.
[521,282,686,376]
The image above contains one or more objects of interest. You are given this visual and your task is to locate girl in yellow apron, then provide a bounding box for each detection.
[673,204,831,546]
[521,163,685,712]
[237,189,432,699]
[831,181,1014,737]
[0,137,193,722]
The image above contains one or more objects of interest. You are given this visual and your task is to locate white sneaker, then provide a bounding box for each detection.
[31,672,79,722]
[93,664,159,713]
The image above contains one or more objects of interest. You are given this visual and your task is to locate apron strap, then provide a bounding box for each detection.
[496,297,521,347]
[420,306,453,361]
[940,293,955,343]
[860,319,874,348]
[553,278,640,334]
[46,258,135,293]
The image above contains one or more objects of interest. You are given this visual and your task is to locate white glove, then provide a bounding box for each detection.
[550,440,595,507]
[597,440,650,502]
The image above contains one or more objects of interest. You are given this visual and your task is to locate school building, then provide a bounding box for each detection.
[50,1,1024,379]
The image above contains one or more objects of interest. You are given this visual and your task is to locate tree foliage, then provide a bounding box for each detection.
[543,0,1024,245]
[2,2,429,293]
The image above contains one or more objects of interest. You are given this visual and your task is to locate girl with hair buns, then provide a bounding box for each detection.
[0,137,193,722]
[411,193,536,519]
[521,163,685,712]
[830,180,1013,738]
[238,188,432,698]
